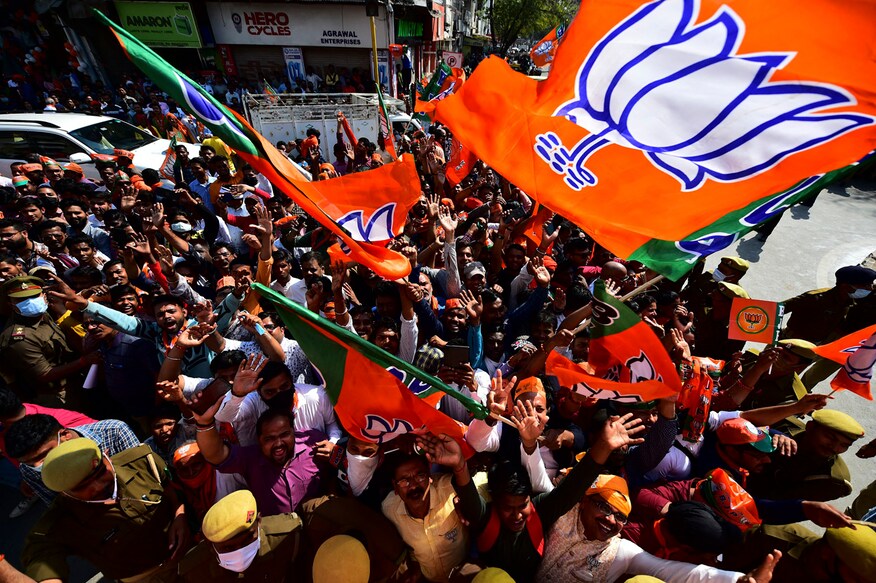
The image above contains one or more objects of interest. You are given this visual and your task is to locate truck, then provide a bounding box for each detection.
[242,92,421,162]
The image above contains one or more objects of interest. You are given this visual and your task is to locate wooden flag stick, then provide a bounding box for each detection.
[570,274,667,335]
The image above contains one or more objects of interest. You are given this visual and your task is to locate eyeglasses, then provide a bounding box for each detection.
[590,497,628,524]
[395,471,429,489]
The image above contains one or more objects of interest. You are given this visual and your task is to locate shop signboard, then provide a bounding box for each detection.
[207,2,389,47]
[114,1,202,48]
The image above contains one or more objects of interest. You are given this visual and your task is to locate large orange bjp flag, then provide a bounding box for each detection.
[431,0,876,278]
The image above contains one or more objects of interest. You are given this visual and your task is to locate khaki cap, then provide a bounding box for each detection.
[825,526,876,582]
[202,490,259,543]
[42,437,101,492]
[313,535,369,583]
[811,409,865,441]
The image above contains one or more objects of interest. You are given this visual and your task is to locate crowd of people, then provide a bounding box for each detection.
[1,70,876,583]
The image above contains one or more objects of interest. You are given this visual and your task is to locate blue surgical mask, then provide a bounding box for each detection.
[14,296,48,317]
[850,288,872,299]
[712,269,726,283]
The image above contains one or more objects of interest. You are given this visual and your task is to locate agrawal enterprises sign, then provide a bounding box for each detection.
[114,2,202,48]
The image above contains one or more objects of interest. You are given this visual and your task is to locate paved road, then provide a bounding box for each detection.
[703,180,876,517]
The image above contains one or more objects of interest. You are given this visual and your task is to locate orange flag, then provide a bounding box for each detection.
[431,0,876,267]
[445,136,477,186]
[812,323,876,400]
[530,23,567,68]
[548,351,677,403]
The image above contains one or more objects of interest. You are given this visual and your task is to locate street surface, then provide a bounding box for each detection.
[704,180,876,517]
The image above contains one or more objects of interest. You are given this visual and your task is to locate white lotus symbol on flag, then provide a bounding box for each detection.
[535,0,874,191]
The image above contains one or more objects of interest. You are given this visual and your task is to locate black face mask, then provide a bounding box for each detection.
[263,389,295,412]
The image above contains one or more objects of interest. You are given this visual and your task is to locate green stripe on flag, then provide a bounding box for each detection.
[628,163,862,280]
[253,283,489,418]
[93,9,259,157]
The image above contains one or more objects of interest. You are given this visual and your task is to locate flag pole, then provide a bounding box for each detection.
[570,274,666,335]
[370,16,380,88]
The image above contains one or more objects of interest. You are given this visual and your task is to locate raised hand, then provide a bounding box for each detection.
[415,432,465,471]
[590,413,646,464]
[231,353,267,397]
[151,202,165,229]
[241,233,262,251]
[188,394,224,426]
[426,191,441,220]
[533,262,551,288]
[604,279,622,298]
[459,289,482,323]
[236,311,261,334]
[437,205,458,238]
[343,282,361,306]
[45,273,88,311]
[665,328,692,362]
[155,245,176,275]
[513,399,545,451]
[190,300,216,325]
[795,393,829,415]
[176,323,216,348]
[252,202,273,234]
[486,371,516,419]
[156,380,187,404]
[331,260,347,295]
[126,232,152,256]
[551,287,567,312]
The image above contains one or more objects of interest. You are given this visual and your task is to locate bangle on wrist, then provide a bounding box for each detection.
[195,424,216,433]
[165,355,182,361]
[535,248,546,256]
[335,308,348,316]
[452,461,466,473]
[195,420,215,428]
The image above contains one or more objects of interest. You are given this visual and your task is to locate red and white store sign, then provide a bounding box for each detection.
[206,2,389,47]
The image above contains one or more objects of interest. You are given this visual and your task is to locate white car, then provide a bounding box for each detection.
[0,113,199,182]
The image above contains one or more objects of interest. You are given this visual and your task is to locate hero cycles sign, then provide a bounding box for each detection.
[231,10,291,36]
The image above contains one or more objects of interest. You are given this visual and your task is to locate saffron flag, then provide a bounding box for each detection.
[254,283,486,448]
[96,9,420,280]
[430,0,876,280]
[445,136,477,186]
[376,84,398,159]
[727,298,783,344]
[812,323,876,400]
[415,64,466,119]
[589,279,682,392]
[547,351,677,403]
[519,205,555,246]
[530,23,567,68]
[158,136,177,180]
[263,79,279,104]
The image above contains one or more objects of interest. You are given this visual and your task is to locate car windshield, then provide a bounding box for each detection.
[69,119,158,154]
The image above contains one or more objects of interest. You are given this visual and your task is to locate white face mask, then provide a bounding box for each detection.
[216,530,260,573]
[712,268,726,282]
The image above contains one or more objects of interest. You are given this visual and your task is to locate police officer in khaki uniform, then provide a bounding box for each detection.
[782,265,876,389]
[21,437,190,583]
[782,265,876,344]
[681,256,750,314]
[730,339,816,410]
[748,410,865,502]
[725,522,876,583]
[0,275,94,406]
[178,490,305,582]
